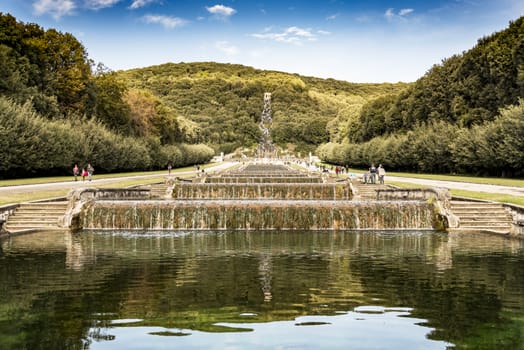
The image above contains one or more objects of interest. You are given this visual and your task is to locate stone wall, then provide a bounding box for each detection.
[503,203,524,238]
[377,187,459,229]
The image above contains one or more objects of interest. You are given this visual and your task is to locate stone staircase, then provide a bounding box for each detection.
[4,201,68,233]
[449,200,513,234]
[149,183,170,198]
[350,181,390,200]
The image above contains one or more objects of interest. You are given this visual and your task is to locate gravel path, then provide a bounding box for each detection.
[0,162,238,197]
[0,162,522,198]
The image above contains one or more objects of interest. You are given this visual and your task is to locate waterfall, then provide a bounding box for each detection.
[80,200,435,231]
[257,92,276,158]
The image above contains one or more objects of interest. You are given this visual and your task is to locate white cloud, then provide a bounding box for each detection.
[252,26,317,44]
[85,0,122,10]
[129,0,157,10]
[385,8,395,20]
[142,14,188,29]
[206,4,237,18]
[33,0,76,19]
[399,8,414,16]
[326,13,339,21]
[385,8,415,21]
[215,41,239,55]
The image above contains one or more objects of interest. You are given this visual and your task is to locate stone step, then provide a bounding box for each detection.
[451,203,505,209]
[449,227,511,234]
[5,201,68,233]
[451,206,507,212]
[6,221,59,227]
[459,220,512,227]
[19,201,68,206]
[6,217,59,223]
[4,224,64,231]
[14,204,68,211]
[452,210,510,216]
[450,200,512,234]
[458,215,512,221]
[14,209,67,214]
[9,214,59,222]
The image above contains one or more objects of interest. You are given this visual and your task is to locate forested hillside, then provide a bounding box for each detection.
[0,12,406,179]
[320,17,524,177]
[117,63,406,154]
[0,13,214,179]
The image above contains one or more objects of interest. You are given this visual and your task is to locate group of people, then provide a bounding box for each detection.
[362,164,386,184]
[72,163,94,182]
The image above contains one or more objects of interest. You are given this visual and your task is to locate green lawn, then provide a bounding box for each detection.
[0,177,167,206]
[0,165,203,187]
[344,167,524,188]
[389,181,524,206]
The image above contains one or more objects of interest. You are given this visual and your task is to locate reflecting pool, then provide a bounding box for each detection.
[1,230,523,349]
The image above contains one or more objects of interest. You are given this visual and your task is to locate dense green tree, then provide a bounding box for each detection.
[351,17,524,142]
[92,71,131,134]
[0,13,92,117]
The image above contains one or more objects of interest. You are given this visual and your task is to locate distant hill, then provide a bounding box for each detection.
[117,62,407,154]
[351,16,524,143]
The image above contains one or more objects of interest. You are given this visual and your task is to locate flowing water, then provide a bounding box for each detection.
[1,230,523,350]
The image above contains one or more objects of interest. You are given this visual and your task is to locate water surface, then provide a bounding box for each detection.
[1,230,523,349]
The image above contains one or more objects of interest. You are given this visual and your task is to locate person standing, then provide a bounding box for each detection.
[378,164,386,185]
[73,164,79,181]
[369,164,377,184]
[86,163,94,181]
[81,168,87,182]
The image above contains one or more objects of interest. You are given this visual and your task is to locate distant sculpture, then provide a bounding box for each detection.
[258,92,275,157]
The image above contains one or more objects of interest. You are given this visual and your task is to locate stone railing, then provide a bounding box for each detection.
[0,204,19,235]
[0,204,19,222]
[72,188,151,201]
[502,203,524,238]
[61,188,152,230]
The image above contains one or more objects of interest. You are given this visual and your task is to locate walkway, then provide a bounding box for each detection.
[0,162,239,199]
[385,175,524,197]
[1,163,522,202]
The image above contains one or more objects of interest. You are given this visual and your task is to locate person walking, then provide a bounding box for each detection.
[73,164,79,181]
[378,164,386,185]
[81,168,87,182]
[86,163,94,181]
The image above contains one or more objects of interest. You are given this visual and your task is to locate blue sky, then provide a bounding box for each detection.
[2,0,523,82]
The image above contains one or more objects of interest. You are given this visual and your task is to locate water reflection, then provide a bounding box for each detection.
[0,230,523,350]
[86,308,450,350]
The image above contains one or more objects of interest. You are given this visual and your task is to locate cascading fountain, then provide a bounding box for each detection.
[257,92,276,159]
[67,162,445,232]
[63,95,451,233]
